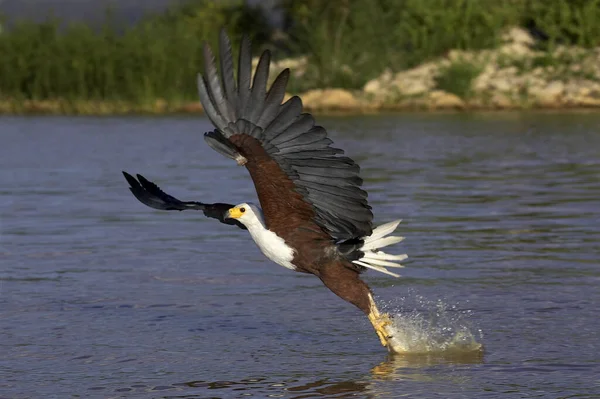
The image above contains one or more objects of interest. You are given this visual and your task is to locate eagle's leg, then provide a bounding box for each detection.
[319,261,394,350]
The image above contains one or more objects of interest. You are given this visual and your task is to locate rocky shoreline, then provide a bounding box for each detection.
[2,28,600,115]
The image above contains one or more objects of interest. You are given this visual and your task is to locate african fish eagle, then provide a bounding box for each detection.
[123,31,407,353]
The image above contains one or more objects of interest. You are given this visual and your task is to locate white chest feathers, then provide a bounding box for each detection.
[247,226,296,270]
[230,203,296,270]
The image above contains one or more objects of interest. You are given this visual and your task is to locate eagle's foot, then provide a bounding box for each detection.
[366,293,396,349]
[368,311,393,348]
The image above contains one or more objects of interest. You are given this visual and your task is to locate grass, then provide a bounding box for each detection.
[434,61,482,99]
[523,0,600,49]
[0,0,270,104]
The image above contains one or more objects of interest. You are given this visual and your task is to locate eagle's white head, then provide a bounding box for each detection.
[226,202,265,228]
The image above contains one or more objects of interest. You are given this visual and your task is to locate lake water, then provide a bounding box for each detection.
[1,113,599,398]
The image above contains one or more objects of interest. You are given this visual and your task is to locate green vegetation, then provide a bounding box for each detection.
[496,46,598,82]
[0,1,270,104]
[434,61,482,99]
[280,0,517,91]
[524,0,600,49]
[0,0,599,112]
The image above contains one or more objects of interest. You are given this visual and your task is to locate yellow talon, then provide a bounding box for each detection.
[367,293,393,348]
[369,312,392,347]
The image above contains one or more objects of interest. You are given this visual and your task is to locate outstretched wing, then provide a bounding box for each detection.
[122,171,246,230]
[197,31,373,241]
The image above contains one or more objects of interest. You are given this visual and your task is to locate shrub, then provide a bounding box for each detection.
[434,61,482,99]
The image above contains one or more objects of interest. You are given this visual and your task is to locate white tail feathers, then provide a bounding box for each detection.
[352,219,407,277]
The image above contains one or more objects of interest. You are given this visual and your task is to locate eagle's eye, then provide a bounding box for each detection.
[240,207,246,213]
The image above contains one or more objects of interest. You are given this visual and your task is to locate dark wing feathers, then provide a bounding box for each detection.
[295,173,360,188]
[257,68,289,128]
[295,180,367,199]
[271,124,325,147]
[248,50,270,123]
[204,130,242,161]
[219,30,236,106]
[197,31,373,240]
[294,165,360,179]
[263,97,304,139]
[288,157,359,171]
[122,171,246,230]
[237,36,253,117]
[280,148,345,159]
[197,74,226,131]
[274,139,334,155]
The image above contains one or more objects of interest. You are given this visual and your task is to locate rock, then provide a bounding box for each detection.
[364,69,394,95]
[428,90,465,109]
[529,81,565,106]
[532,67,544,77]
[472,75,490,92]
[391,63,438,95]
[472,64,498,92]
[502,27,535,46]
[543,81,564,96]
[301,89,361,111]
[572,95,600,107]
[364,63,438,100]
[489,93,515,108]
[394,79,430,96]
[498,42,532,57]
[490,76,513,92]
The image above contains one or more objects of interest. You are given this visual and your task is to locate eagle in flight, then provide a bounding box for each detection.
[123,31,407,353]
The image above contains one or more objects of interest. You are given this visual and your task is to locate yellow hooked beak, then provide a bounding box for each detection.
[227,207,244,219]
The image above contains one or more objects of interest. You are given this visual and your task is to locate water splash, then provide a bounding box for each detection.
[384,293,483,355]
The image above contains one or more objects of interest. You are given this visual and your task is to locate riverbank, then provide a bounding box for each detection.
[2,27,599,115]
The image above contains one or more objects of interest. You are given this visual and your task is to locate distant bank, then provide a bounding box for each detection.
[1,1,600,114]
[2,27,600,115]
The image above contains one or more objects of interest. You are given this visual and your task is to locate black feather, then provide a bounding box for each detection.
[197,74,226,131]
[306,189,369,209]
[275,126,327,149]
[294,180,368,200]
[289,157,358,171]
[257,69,289,128]
[203,43,234,124]
[273,148,345,159]
[122,171,246,229]
[204,131,242,161]
[247,50,270,123]
[263,97,304,140]
[219,30,236,111]
[309,196,370,218]
[237,36,252,117]
[275,138,334,154]
[270,118,321,146]
[295,173,362,188]
[295,165,361,179]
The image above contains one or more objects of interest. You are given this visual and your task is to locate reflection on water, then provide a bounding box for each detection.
[85,377,371,398]
[2,113,600,398]
[372,351,485,381]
